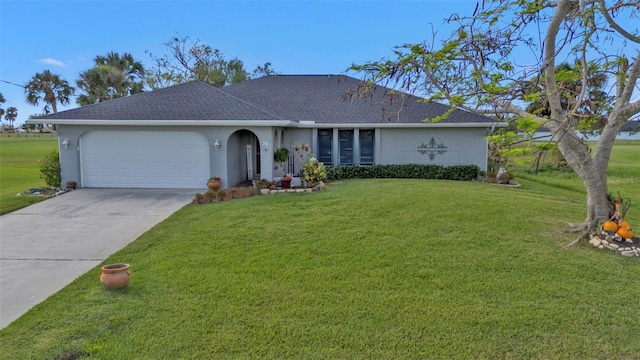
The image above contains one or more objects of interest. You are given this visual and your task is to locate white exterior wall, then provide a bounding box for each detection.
[55,124,488,189]
[378,128,488,169]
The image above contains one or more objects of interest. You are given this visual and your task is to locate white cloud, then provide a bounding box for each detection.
[37,58,65,67]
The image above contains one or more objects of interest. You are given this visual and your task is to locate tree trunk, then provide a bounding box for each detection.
[583,176,611,232]
[552,126,611,234]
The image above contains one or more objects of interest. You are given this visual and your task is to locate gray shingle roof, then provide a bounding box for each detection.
[224,75,494,124]
[37,74,494,124]
[39,80,283,120]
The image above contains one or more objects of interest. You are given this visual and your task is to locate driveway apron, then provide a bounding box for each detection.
[0,188,195,329]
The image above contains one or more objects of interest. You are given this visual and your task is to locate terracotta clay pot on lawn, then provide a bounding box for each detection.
[100,263,131,290]
[207,179,221,192]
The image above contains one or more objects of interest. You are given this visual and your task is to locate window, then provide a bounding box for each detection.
[359,129,374,165]
[339,130,354,165]
[318,129,332,165]
[318,129,376,166]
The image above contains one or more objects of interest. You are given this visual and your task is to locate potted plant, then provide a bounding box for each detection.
[281,174,292,189]
[207,176,221,191]
[274,148,289,167]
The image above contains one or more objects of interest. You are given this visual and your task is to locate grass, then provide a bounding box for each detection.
[514,140,639,206]
[0,133,58,214]
[0,140,638,359]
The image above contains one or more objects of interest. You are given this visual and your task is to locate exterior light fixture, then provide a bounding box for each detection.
[62,138,70,150]
[214,139,221,151]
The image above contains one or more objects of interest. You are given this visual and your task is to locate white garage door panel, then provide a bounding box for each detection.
[81,131,210,188]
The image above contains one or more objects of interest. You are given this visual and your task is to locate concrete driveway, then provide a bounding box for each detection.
[0,188,196,329]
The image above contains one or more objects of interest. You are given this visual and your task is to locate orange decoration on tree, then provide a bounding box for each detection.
[602,221,618,233]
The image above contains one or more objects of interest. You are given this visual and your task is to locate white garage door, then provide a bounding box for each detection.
[81,131,210,188]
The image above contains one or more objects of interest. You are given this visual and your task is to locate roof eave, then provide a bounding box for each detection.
[25,119,296,127]
[298,122,507,128]
[25,119,506,128]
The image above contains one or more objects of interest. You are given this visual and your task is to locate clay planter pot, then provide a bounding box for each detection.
[100,263,131,290]
[207,179,221,192]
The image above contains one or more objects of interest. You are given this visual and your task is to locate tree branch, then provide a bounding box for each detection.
[597,0,640,44]
[544,0,574,121]
[619,51,640,109]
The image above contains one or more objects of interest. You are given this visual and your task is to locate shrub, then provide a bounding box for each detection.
[243,187,257,197]
[325,164,479,182]
[38,149,61,187]
[255,179,270,189]
[302,157,327,187]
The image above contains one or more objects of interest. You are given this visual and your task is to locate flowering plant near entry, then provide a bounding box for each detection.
[302,156,326,187]
[294,142,327,187]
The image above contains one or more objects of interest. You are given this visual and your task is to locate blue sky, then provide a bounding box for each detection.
[0,0,475,126]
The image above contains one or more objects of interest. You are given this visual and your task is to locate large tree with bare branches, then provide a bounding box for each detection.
[146,34,275,89]
[351,0,639,242]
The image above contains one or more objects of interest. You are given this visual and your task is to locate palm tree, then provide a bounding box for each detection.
[523,61,611,126]
[96,52,145,89]
[25,70,75,114]
[5,107,17,129]
[77,52,145,105]
[0,92,5,119]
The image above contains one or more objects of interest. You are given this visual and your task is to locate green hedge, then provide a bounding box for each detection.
[325,164,480,181]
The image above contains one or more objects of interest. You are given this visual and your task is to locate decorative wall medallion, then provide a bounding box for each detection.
[417,138,448,160]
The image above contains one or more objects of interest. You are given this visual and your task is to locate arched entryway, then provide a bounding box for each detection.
[226,129,260,186]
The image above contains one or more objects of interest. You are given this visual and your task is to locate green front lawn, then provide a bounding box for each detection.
[1,172,639,358]
[0,133,58,214]
[515,140,639,199]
